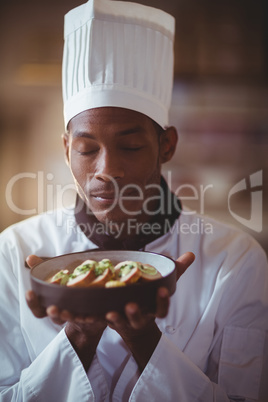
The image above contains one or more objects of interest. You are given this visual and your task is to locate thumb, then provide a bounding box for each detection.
[25,255,44,269]
[175,252,195,280]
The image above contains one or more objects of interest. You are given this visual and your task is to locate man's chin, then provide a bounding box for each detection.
[88,199,144,223]
[92,208,140,225]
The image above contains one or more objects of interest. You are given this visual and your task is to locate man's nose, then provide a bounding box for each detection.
[95,149,124,181]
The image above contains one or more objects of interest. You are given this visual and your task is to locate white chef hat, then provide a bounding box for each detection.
[62,0,175,129]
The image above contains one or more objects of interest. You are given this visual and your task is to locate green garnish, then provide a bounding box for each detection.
[118,263,135,278]
[72,260,96,276]
[95,259,114,276]
[50,269,69,285]
[139,263,157,276]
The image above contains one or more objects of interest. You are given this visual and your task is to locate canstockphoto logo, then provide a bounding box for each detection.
[228,170,263,233]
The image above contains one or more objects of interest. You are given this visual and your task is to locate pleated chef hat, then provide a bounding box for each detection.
[62,0,175,129]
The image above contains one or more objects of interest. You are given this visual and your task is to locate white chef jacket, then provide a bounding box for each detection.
[0,207,267,402]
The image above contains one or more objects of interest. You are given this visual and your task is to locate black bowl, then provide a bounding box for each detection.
[30,250,176,315]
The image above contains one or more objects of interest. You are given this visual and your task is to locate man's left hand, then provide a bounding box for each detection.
[105,251,195,371]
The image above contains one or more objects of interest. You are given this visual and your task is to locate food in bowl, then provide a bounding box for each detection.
[30,250,176,315]
[48,258,162,288]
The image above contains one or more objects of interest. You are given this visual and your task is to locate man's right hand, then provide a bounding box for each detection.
[25,255,107,327]
[25,254,107,371]
[25,255,71,325]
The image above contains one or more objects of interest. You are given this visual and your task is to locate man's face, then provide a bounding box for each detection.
[64,107,177,226]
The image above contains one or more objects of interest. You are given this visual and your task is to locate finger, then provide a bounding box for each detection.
[26,290,47,318]
[105,311,125,329]
[175,252,195,280]
[60,309,75,323]
[74,314,97,324]
[155,287,170,318]
[46,305,68,325]
[124,303,146,330]
[26,255,44,269]
[82,314,106,324]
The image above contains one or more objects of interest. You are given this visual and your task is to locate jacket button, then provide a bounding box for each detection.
[165,326,176,334]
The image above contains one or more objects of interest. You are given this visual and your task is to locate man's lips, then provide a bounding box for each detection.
[91,193,116,200]
[90,194,116,207]
[90,190,140,202]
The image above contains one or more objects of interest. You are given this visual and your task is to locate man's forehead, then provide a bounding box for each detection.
[71,126,147,139]
[68,107,154,135]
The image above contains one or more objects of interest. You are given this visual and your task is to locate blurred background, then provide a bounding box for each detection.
[0,0,267,253]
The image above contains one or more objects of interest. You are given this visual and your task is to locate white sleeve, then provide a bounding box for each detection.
[2,330,96,402]
[113,330,266,402]
[112,335,230,402]
[0,327,98,402]
[114,244,268,402]
[0,232,108,402]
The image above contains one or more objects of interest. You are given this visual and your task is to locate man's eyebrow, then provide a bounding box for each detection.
[72,126,144,138]
[117,126,144,136]
[72,130,95,139]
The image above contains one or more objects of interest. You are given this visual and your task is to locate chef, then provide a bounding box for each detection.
[0,0,267,401]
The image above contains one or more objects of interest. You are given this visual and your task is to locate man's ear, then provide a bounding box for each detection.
[62,132,70,165]
[159,126,178,164]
